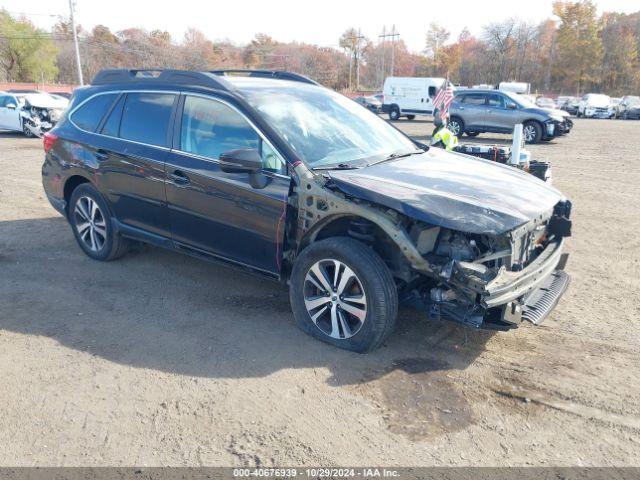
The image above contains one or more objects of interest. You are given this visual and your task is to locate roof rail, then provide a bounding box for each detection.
[209,69,319,86]
[91,69,231,90]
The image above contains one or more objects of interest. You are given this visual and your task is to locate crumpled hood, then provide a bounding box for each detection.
[328,148,565,235]
[525,107,566,120]
[22,94,69,109]
[540,107,570,118]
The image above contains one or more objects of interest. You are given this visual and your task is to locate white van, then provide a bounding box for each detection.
[382,77,446,120]
[498,81,531,95]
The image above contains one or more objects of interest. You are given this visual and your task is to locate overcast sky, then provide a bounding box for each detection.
[3,0,638,52]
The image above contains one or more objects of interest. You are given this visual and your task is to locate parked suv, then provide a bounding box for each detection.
[437,89,572,143]
[43,69,572,352]
[577,93,611,118]
[616,95,640,119]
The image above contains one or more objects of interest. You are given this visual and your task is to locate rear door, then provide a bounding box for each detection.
[76,91,177,238]
[165,94,290,275]
[458,93,487,130]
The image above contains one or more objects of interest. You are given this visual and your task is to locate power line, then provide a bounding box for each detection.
[379,25,400,78]
[2,11,61,18]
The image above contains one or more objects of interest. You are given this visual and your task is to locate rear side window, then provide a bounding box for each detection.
[72,93,117,132]
[462,94,487,105]
[119,93,176,147]
[100,95,125,137]
[428,86,436,99]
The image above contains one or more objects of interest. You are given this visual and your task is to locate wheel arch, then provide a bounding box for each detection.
[296,214,414,283]
[63,174,93,214]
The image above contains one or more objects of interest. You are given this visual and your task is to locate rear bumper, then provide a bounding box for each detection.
[45,193,67,218]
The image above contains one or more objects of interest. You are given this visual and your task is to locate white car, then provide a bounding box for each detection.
[577,93,612,119]
[0,91,69,137]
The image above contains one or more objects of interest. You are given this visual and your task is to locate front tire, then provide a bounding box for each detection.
[523,121,542,144]
[22,121,35,138]
[388,106,400,121]
[69,183,130,261]
[290,237,398,353]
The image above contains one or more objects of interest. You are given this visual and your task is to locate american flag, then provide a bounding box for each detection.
[433,84,455,121]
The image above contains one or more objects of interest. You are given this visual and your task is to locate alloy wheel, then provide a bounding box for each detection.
[74,196,107,252]
[523,124,536,142]
[448,120,461,136]
[303,259,367,339]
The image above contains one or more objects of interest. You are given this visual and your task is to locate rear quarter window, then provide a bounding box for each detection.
[119,93,176,147]
[71,93,118,132]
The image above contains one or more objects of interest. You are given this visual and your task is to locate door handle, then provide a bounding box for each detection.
[169,170,190,185]
[95,149,109,161]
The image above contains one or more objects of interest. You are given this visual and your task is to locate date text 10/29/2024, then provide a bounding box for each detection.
[233,468,400,478]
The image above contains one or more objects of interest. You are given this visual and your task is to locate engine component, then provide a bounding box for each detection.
[435,230,477,262]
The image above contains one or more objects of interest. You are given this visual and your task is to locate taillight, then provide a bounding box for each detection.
[43,132,58,153]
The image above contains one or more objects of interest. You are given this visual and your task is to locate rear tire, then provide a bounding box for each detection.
[466,131,480,137]
[290,237,398,353]
[523,121,542,144]
[68,183,130,261]
[406,115,416,120]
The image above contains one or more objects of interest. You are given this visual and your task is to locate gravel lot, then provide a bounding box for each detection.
[1,118,639,466]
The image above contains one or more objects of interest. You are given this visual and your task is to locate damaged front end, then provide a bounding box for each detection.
[415,200,572,330]
[20,96,66,137]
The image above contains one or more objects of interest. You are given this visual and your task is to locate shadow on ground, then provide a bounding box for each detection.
[0,216,494,388]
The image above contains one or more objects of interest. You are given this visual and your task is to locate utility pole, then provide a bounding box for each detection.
[379,26,386,88]
[379,25,400,77]
[346,30,364,91]
[69,0,83,85]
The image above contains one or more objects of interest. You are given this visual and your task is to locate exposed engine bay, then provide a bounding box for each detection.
[408,200,571,330]
[289,148,572,331]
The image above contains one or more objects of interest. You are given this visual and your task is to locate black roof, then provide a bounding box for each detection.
[91,69,318,90]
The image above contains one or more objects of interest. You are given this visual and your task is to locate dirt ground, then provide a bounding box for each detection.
[0,118,639,467]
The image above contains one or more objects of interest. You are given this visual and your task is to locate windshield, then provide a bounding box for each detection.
[503,91,538,109]
[241,84,420,168]
[627,96,640,105]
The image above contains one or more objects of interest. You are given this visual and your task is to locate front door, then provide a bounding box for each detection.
[0,95,21,131]
[484,93,514,133]
[165,94,290,275]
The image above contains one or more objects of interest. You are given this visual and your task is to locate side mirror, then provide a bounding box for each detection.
[6,103,17,110]
[219,148,268,189]
[219,148,261,174]
[506,103,517,110]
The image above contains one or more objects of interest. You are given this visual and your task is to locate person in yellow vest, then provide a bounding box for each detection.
[431,123,459,151]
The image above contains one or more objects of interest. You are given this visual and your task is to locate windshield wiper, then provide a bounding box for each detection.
[312,163,362,171]
[368,150,423,166]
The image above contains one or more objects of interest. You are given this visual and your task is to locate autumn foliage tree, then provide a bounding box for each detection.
[1,3,639,94]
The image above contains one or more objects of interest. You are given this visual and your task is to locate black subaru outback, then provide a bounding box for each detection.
[42,69,572,352]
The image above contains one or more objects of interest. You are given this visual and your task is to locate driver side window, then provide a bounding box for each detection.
[0,95,16,108]
[180,95,286,175]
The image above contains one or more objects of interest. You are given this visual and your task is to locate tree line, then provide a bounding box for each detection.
[1,1,638,95]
